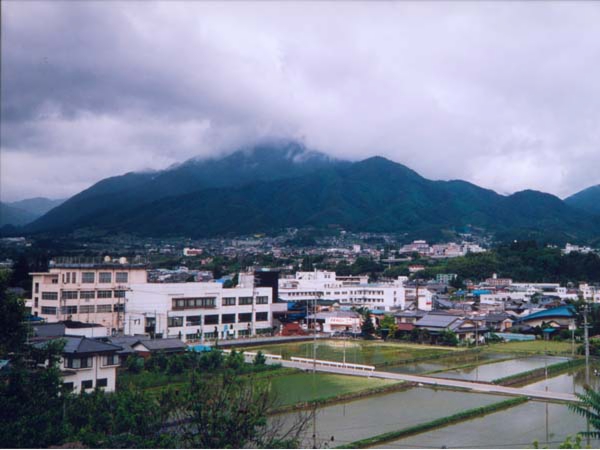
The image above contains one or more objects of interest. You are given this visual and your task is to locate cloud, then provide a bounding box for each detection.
[2,1,600,201]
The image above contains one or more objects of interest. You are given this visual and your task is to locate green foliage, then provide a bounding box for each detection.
[439,329,459,346]
[0,275,28,357]
[569,387,600,439]
[361,311,376,337]
[254,350,267,366]
[125,354,144,373]
[378,315,397,336]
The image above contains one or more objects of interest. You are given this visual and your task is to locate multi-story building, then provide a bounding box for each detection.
[278,271,406,311]
[30,257,147,334]
[125,277,284,342]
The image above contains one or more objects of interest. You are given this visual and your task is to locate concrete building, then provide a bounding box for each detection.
[125,278,285,342]
[30,257,148,334]
[279,271,406,311]
[305,310,361,333]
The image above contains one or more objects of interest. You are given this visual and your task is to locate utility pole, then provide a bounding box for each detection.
[312,292,318,449]
[584,303,590,386]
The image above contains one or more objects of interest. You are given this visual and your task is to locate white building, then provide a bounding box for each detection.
[30,257,148,334]
[125,278,284,342]
[34,336,121,394]
[278,271,406,311]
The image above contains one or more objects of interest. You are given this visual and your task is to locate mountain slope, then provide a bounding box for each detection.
[8,197,66,217]
[0,203,38,227]
[27,140,347,232]
[38,155,598,241]
[565,185,600,215]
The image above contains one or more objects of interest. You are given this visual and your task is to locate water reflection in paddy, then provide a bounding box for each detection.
[431,355,571,382]
[523,361,600,394]
[276,387,509,448]
[376,400,599,449]
[385,352,509,375]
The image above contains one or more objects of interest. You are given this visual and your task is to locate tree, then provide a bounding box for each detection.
[568,387,600,439]
[253,350,267,366]
[378,315,397,339]
[361,311,376,337]
[173,372,310,448]
[0,272,28,357]
[439,329,459,346]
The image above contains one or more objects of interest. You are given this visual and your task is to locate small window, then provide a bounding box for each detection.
[115,272,128,283]
[41,292,58,300]
[41,306,57,315]
[222,314,236,324]
[114,290,126,298]
[239,297,253,305]
[256,296,269,304]
[186,315,201,326]
[97,304,112,313]
[255,312,268,322]
[80,291,95,299]
[167,316,183,327]
[223,297,236,306]
[82,272,95,284]
[63,382,74,391]
[104,354,118,366]
[238,313,252,323]
[96,378,108,388]
[204,314,219,325]
[97,290,112,299]
[81,380,93,390]
[99,272,112,283]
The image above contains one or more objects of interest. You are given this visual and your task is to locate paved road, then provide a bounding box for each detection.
[274,359,579,403]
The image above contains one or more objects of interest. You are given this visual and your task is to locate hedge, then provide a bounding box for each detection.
[336,396,528,449]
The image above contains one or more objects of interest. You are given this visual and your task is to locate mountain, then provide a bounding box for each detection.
[0,203,38,227]
[0,197,66,227]
[26,140,348,232]
[24,146,600,242]
[8,197,66,217]
[565,185,600,215]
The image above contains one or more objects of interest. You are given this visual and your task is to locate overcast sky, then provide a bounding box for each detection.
[2,1,600,202]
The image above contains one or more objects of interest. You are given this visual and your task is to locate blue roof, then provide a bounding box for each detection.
[473,289,492,296]
[520,305,576,322]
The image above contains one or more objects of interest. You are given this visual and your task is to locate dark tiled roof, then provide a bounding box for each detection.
[135,338,186,351]
[32,323,66,337]
[34,336,122,355]
[415,314,461,329]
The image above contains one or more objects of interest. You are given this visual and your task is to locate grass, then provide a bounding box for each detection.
[485,340,574,355]
[268,371,399,406]
[241,340,457,367]
[336,396,529,449]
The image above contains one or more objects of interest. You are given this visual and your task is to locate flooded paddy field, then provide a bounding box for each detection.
[385,351,510,375]
[430,355,572,382]
[375,400,599,449]
[242,340,456,367]
[276,387,510,448]
[522,361,600,394]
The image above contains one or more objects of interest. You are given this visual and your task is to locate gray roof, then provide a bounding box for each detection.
[103,336,143,355]
[32,323,66,338]
[415,314,461,329]
[135,338,186,351]
[34,336,122,355]
[306,311,360,320]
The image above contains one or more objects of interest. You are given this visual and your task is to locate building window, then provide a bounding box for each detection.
[223,297,236,306]
[113,304,124,312]
[204,315,219,325]
[96,378,108,388]
[255,312,268,322]
[114,290,126,298]
[115,272,128,283]
[72,272,77,283]
[239,297,253,305]
[35,282,39,293]
[82,272,95,284]
[66,357,92,369]
[51,277,58,284]
[172,297,216,310]
[238,313,252,323]
[222,314,236,324]
[238,329,250,337]
[186,333,199,340]
[61,305,78,315]
[63,382,74,391]
[104,355,118,366]
[99,272,112,283]
[256,296,268,304]
[34,297,39,308]
[80,291,95,300]
[41,306,57,315]
[97,290,112,299]
[204,332,217,339]
[62,291,78,300]
[186,315,201,326]
[41,292,58,300]
[167,316,183,328]
[97,304,112,313]
[81,380,93,390]
[80,305,95,313]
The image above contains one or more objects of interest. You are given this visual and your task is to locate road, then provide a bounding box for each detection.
[273,359,579,403]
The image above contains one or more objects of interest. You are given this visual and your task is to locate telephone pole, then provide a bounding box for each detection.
[584,303,590,386]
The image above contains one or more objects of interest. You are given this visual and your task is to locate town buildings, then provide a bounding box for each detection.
[30,257,147,334]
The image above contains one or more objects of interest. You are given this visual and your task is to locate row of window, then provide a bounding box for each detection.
[167,312,269,328]
[53,290,126,300]
[80,272,129,284]
[40,304,121,315]
[65,355,118,369]
[63,378,108,391]
[172,296,268,310]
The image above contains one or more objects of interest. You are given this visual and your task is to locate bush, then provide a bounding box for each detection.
[253,351,267,366]
[126,355,144,374]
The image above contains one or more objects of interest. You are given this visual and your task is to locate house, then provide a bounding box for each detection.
[305,310,361,333]
[131,338,187,357]
[33,336,122,393]
[483,313,514,332]
[414,313,487,343]
[516,305,576,329]
[31,320,109,339]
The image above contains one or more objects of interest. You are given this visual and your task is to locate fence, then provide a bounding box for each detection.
[290,356,375,372]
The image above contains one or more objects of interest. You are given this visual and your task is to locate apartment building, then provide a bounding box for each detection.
[125,278,284,342]
[31,257,147,334]
[278,270,406,311]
